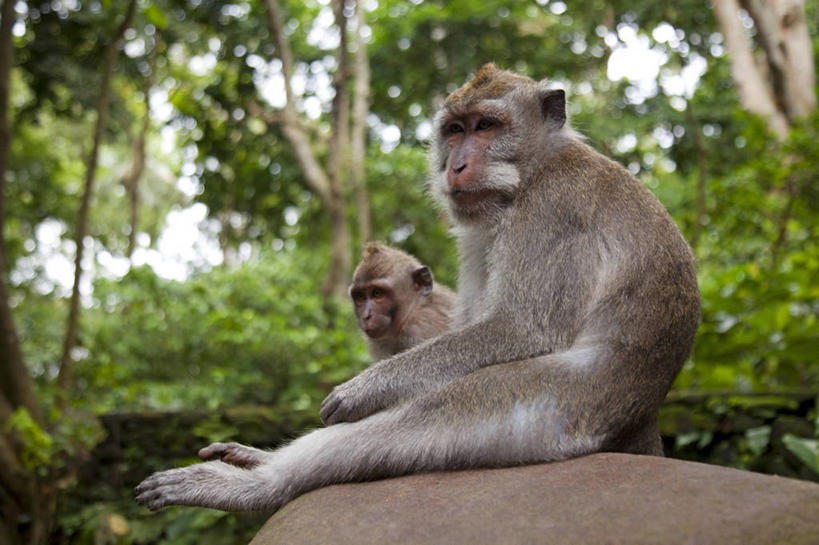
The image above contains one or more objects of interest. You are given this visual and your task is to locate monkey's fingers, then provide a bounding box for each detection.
[198,442,229,460]
[199,442,263,468]
[319,395,341,425]
[135,470,188,511]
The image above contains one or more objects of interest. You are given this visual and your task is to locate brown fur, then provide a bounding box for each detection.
[136,67,699,514]
[352,242,455,361]
[444,63,531,108]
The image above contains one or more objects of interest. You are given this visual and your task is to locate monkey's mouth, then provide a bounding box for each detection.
[364,326,389,339]
[449,189,495,206]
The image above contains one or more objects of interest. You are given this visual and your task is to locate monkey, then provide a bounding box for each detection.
[191,245,456,473]
[135,64,700,513]
[192,245,456,472]
[350,241,455,361]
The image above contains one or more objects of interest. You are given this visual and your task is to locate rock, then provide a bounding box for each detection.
[249,453,819,545]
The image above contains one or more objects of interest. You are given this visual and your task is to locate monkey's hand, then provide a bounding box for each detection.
[135,461,272,512]
[199,442,271,469]
[320,373,386,425]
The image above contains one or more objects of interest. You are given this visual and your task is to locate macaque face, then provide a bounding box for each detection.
[432,103,520,223]
[350,282,396,339]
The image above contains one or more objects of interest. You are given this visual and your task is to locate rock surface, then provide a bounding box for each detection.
[250,453,819,545]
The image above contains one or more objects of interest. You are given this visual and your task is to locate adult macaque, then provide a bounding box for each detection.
[350,241,455,361]
[136,64,699,513]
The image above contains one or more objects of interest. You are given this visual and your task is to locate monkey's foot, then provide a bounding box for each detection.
[199,442,270,469]
[135,462,257,512]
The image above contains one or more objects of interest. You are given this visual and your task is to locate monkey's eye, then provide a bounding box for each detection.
[446,123,464,135]
[476,118,493,131]
[371,287,385,299]
[351,292,365,304]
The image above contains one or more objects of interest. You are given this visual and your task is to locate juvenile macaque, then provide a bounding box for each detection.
[136,64,700,513]
[350,242,454,360]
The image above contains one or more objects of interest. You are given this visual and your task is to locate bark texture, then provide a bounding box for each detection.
[711,0,816,138]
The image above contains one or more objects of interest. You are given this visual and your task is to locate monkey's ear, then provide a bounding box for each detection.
[412,266,434,296]
[539,88,566,131]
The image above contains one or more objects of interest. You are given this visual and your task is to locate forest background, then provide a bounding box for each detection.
[0,0,817,543]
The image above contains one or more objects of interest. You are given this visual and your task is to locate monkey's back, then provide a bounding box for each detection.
[500,138,700,391]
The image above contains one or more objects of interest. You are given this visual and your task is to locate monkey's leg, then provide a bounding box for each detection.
[137,352,656,513]
[199,442,272,469]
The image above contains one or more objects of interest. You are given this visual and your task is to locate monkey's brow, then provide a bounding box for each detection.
[442,103,509,122]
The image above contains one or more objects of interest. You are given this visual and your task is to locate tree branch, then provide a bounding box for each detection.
[321,0,353,298]
[350,0,372,245]
[685,106,708,251]
[741,0,816,122]
[262,0,332,203]
[710,0,790,137]
[57,0,137,394]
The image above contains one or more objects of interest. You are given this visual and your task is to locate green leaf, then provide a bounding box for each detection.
[744,426,771,457]
[782,434,819,474]
[5,408,55,470]
[144,3,168,30]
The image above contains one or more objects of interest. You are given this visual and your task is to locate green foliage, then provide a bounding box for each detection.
[783,434,819,474]
[5,408,54,471]
[367,144,458,286]
[70,247,370,413]
[661,393,819,479]
[678,111,819,391]
[4,0,819,542]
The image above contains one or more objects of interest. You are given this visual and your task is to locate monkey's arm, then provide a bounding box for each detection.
[138,354,640,513]
[322,226,599,426]
[320,316,548,425]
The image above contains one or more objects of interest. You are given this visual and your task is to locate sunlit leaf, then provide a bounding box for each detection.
[144,3,168,30]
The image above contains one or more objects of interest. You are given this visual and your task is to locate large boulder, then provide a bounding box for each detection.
[250,453,819,545]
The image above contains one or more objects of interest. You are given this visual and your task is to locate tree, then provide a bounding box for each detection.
[260,0,363,299]
[0,1,53,542]
[57,0,137,394]
[711,0,816,138]
[121,76,151,260]
[351,0,373,246]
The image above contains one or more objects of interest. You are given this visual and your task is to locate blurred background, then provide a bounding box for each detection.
[0,0,817,543]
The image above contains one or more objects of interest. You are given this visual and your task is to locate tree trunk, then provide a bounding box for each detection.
[685,106,708,251]
[711,0,816,138]
[322,0,352,299]
[57,0,137,395]
[0,2,55,543]
[123,91,149,260]
[350,0,372,246]
[262,0,331,203]
[741,0,816,121]
[710,0,790,137]
[0,0,40,425]
[263,0,355,300]
[712,0,816,257]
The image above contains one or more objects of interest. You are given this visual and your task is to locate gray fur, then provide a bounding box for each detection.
[135,65,699,513]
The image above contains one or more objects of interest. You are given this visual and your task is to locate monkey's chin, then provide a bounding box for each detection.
[364,328,389,340]
[449,189,511,221]
[449,189,495,207]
